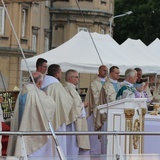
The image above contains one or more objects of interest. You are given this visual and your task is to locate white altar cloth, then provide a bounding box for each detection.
[144,114,160,154]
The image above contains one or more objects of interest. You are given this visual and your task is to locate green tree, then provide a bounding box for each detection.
[113,0,160,45]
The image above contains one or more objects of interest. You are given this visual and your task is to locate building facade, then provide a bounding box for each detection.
[51,0,114,48]
[0,1,50,90]
[0,0,114,90]
[50,0,114,87]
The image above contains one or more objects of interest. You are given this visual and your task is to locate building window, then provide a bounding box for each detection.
[78,0,93,2]
[0,7,5,35]
[54,0,69,1]
[53,25,64,47]
[101,0,107,4]
[44,37,49,52]
[21,9,28,37]
[45,0,49,7]
[101,29,105,34]
[32,35,37,51]
[110,2,113,13]
[78,27,88,32]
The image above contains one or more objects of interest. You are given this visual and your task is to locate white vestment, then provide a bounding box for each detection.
[116,81,137,100]
[85,75,107,155]
[7,84,56,157]
[64,82,90,156]
[153,84,160,102]
[102,78,121,103]
[66,122,79,157]
[41,75,59,89]
[42,79,73,157]
[99,78,121,154]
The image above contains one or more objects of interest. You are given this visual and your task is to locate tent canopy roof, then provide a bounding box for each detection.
[148,38,160,56]
[120,38,160,74]
[21,31,134,74]
[21,31,160,74]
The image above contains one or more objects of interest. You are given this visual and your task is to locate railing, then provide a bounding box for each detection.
[1,131,160,136]
[1,154,160,160]
[2,131,160,160]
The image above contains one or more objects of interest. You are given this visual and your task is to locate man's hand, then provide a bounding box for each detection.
[136,85,144,92]
[143,81,149,90]
[0,96,3,103]
[84,101,89,108]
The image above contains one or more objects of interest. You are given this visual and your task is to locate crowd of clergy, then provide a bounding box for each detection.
[5,58,160,158]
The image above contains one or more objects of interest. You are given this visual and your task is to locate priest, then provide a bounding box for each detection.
[7,72,56,157]
[116,68,140,99]
[64,69,90,156]
[41,64,73,156]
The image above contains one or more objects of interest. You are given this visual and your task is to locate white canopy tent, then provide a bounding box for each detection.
[120,38,160,74]
[21,31,134,74]
[148,38,160,58]
[148,38,160,76]
[21,31,160,74]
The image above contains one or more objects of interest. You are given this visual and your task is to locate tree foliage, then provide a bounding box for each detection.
[113,0,160,45]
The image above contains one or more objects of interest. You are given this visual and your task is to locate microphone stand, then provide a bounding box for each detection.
[103,74,109,156]
[106,86,109,156]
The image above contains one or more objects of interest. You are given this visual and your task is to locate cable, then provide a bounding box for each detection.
[75,0,103,65]
[1,1,65,159]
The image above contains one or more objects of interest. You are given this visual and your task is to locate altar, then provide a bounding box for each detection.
[144,114,160,154]
[97,98,160,155]
[97,98,147,156]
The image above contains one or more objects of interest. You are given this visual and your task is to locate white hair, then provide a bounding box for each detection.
[125,68,136,79]
[65,69,77,81]
[32,72,43,84]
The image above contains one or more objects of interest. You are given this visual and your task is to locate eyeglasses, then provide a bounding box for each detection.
[71,76,79,78]
[41,66,47,68]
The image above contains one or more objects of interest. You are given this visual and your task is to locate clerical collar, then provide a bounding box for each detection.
[99,77,106,82]
[123,80,133,87]
[41,75,59,89]
[66,82,76,88]
[109,78,118,83]
[136,79,143,84]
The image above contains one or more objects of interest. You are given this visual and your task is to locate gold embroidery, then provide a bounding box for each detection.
[133,119,140,149]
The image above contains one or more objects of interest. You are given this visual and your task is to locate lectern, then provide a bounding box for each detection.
[97,98,147,155]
